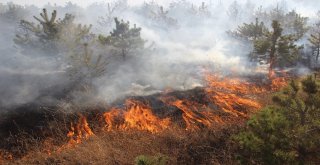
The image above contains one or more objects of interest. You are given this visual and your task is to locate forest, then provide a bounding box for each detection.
[0,0,319,164]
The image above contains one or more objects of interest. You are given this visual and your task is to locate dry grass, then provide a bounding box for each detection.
[5,124,240,165]
[0,84,279,165]
[0,103,245,165]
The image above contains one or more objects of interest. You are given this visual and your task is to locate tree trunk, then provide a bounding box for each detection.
[269,42,277,78]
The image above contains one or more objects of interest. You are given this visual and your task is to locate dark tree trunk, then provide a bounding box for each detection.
[269,40,277,78]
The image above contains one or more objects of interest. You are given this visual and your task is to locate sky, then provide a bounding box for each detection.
[1,0,166,7]
[2,0,318,16]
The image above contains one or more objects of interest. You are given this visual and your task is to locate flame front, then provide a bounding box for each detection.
[205,74,263,117]
[65,72,288,146]
[67,114,94,145]
[162,97,224,130]
[103,99,170,133]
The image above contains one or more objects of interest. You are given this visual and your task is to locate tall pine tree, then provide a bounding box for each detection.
[98,18,145,61]
[253,20,301,77]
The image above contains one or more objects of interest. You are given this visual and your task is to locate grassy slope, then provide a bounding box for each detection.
[10,126,240,165]
[0,78,286,165]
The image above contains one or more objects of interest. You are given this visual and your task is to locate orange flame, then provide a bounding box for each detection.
[205,74,262,117]
[67,114,94,145]
[64,71,288,147]
[161,97,224,130]
[269,70,288,91]
[103,99,170,133]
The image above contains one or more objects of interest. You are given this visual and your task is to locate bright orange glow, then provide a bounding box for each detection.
[205,74,263,117]
[67,114,94,145]
[64,71,288,146]
[161,97,224,130]
[103,99,170,133]
[269,70,288,91]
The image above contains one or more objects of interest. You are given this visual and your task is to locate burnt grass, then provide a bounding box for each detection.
[0,87,261,164]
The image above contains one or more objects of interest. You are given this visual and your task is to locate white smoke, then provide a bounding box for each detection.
[0,0,318,107]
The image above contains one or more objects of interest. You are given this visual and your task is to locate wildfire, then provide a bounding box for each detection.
[161,97,224,130]
[205,74,263,117]
[64,71,289,146]
[67,114,94,145]
[269,70,288,91]
[103,99,170,133]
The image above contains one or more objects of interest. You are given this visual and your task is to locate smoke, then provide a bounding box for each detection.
[0,0,318,108]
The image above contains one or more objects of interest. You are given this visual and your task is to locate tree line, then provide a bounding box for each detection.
[230,7,320,76]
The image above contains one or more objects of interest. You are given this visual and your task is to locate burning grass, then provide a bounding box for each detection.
[0,73,289,164]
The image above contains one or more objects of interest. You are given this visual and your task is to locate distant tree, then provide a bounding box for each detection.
[0,3,27,22]
[243,0,255,19]
[227,1,242,23]
[308,18,320,67]
[235,76,320,164]
[231,18,267,42]
[254,6,308,40]
[233,7,309,72]
[254,20,302,76]
[190,2,211,17]
[14,8,60,55]
[97,1,128,29]
[13,8,108,86]
[14,8,92,56]
[169,0,193,14]
[98,18,145,61]
[140,2,178,29]
[283,10,309,39]
[230,19,301,69]
[229,17,267,62]
[68,43,108,85]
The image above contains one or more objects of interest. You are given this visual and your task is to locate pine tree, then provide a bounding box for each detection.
[227,1,241,22]
[229,18,268,62]
[14,8,92,56]
[235,76,320,164]
[68,43,108,84]
[13,8,105,86]
[253,20,302,77]
[16,9,59,42]
[254,7,308,40]
[309,21,320,67]
[98,18,145,61]
[140,2,178,29]
[97,1,128,29]
[0,3,26,22]
[14,8,60,55]
[284,10,309,39]
[231,18,267,41]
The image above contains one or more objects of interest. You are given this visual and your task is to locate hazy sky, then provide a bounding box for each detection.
[1,0,177,7]
[2,0,318,16]
[1,0,141,7]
